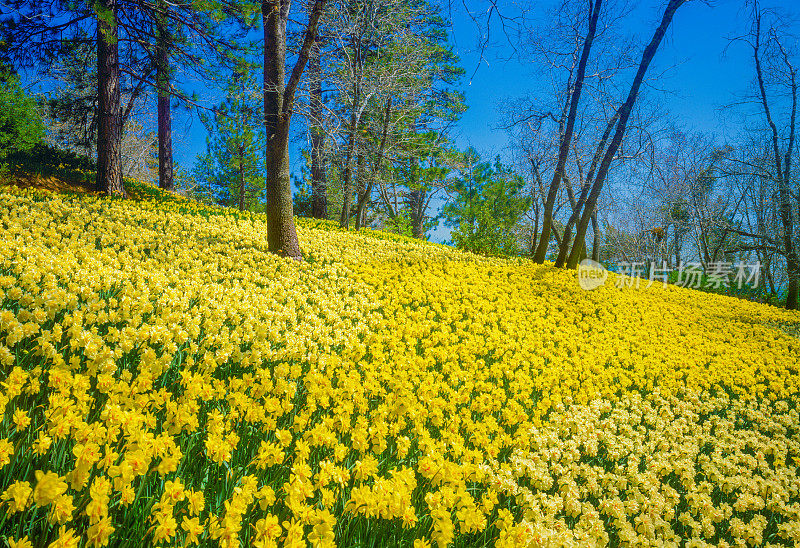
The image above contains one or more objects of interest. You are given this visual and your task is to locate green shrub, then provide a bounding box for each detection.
[0,75,45,173]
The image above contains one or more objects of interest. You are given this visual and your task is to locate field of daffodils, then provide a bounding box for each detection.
[0,183,798,547]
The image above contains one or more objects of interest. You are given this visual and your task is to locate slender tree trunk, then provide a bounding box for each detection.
[554,110,619,267]
[567,0,686,269]
[410,189,426,239]
[591,211,600,261]
[765,254,776,296]
[753,7,798,308]
[356,97,392,230]
[238,144,246,211]
[96,0,125,197]
[309,37,327,219]
[700,228,711,268]
[533,0,602,263]
[339,78,361,228]
[156,1,174,191]
[406,156,426,239]
[262,0,325,259]
[778,28,798,308]
[550,220,562,248]
[355,151,364,223]
[121,68,151,132]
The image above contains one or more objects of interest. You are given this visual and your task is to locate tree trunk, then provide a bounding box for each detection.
[355,151,364,224]
[156,2,174,191]
[567,0,686,269]
[238,144,246,211]
[554,110,619,267]
[591,211,600,261]
[532,0,602,263]
[309,37,327,219]
[339,77,361,228]
[777,20,798,308]
[410,188,426,239]
[406,156,426,239]
[753,6,798,309]
[356,97,391,230]
[262,0,325,259]
[96,0,125,197]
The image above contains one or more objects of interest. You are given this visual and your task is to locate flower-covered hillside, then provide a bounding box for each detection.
[0,185,798,547]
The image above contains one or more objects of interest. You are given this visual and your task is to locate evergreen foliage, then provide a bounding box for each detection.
[0,75,44,171]
[442,151,530,256]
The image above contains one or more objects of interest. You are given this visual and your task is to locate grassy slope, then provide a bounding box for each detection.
[0,166,799,547]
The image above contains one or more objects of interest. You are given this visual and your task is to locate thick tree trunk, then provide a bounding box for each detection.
[567,0,686,269]
[96,0,125,197]
[156,5,174,191]
[309,38,327,219]
[532,0,602,263]
[264,1,301,258]
[262,0,325,259]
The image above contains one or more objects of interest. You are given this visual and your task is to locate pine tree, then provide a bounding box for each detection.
[442,152,530,257]
[195,61,265,211]
[2,0,251,195]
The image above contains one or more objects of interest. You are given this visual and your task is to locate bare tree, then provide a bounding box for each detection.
[532,0,603,263]
[326,0,422,228]
[504,0,640,262]
[750,2,798,308]
[723,1,799,308]
[313,0,462,233]
[566,0,687,269]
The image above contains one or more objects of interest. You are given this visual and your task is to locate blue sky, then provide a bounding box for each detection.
[446,0,760,156]
[430,0,776,241]
[161,0,787,242]
[169,0,768,159]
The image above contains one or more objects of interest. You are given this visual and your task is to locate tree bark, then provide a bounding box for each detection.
[238,143,246,211]
[406,156,426,239]
[354,151,365,225]
[567,0,686,269]
[309,36,327,219]
[356,97,392,230]
[339,71,362,228]
[410,188,426,239]
[96,0,125,197]
[156,0,174,191]
[532,0,602,263]
[554,110,619,267]
[753,7,798,309]
[263,0,326,259]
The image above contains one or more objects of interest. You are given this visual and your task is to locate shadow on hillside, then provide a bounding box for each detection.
[3,144,96,193]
